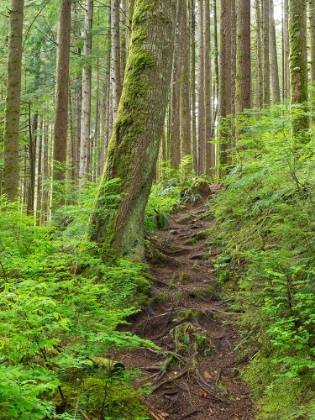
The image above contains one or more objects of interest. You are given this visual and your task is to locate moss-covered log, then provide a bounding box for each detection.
[90,0,177,261]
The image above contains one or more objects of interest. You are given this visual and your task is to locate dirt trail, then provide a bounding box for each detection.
[117,188,255,420]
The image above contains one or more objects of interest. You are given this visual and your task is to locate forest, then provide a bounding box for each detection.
[1,0,315,419]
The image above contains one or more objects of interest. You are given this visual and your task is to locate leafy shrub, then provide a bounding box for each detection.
[0,189,155,419]
[210,104,315,418]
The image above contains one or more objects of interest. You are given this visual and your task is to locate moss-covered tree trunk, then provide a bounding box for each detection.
[90,0,177,261]
[2,0,24,201]
[289,0,308,136]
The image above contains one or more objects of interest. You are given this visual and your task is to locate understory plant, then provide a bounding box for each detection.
[0,188,154,419]
[210,103,315,419]
[145,155,205,231]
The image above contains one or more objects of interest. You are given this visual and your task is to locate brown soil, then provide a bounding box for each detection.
[115,187,255,420]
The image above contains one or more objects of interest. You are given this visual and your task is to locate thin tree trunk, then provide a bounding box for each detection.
[180,2,191,159]
[108,0,122,139]
[198,0,205,173]
[289,0,308,135]
[189,0,198,172]
[283,0,290,100]
[262,0,270,105]
[219,0,231,168]
[309,0,315,82]
[79,0,93,186]
[204,0,213,175]
[270,0,280,102]
[2,0,24,201]
[169,4,182,169]
[53,0,71,183]
[255,0,263,108]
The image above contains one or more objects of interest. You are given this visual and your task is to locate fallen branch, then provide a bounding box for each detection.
[152,369,190,393]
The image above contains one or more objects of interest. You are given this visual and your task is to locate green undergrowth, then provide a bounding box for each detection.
[209,104,315,419]
[145,155,205,231]
[0,191,155,419]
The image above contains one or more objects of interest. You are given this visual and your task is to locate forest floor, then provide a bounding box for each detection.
[114,187,255,420]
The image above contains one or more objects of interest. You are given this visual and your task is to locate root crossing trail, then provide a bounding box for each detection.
[117,189,255,420]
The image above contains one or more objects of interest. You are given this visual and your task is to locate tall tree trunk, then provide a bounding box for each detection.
[219,0,231,168]
[255,0,263,108]
[197,0,205,173]
[53,0,71,183]
[108,0,122,139]
[283,0,290,100]
[204,0,213,174]
[90,0,177,261]
[309,0,315,82]
[289,0,308,136]
[270,0,280,102]
[235,0,251,112]
[27,109,37,215]
[79,0,93,186]
[2,0,24,201]
[262,0,270,105]
[169,5,182,169]
[180,2,191,159]
[189,0,198,172]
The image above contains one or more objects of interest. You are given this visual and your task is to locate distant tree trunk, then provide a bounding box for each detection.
[270,0,280,102]
[27,110,37,215]
[235,0,251,112]
[283,0,290,100]
[36,118,43,224]
[289,0,308,135]
[169,5,182,169]
[79,0,93,186]
[262,0,270,105]
[189,0,198,171]
[219,0,231,168]
[90,0,177,261]
[309,0,315,82]
[197,0,205,173]
[2,0,24,201]
[180,2,191,158]
[53,0,71,183]
[108,0,122,139]
[204,0,213,174]
[255,0,263,108]
[231,0,237,116]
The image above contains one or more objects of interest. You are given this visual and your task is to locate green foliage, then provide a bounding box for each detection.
[145,156,204,231]
[210,104,315,418]
[0,187,156,419]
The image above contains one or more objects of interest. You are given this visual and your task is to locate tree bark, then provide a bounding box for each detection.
[79,0,93,186]
[262,0,270,106]
[219,0,231,168]
[269,0,280,103]
[2,0,24,201]
[108,0,122,139]
[197,0,205,173]
[255,0,263,108]
[289,0,308,135]
[309,0,315,82]
[53,0,71,183]
[90,0,177,261]
[235,0,251,112]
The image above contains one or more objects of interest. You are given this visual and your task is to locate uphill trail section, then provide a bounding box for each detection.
[116,186,255,420]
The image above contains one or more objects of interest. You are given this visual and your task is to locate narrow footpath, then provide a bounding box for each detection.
[118,187,255,420]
